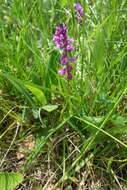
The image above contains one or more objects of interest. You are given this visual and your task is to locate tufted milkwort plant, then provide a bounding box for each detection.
[53,24,77,80]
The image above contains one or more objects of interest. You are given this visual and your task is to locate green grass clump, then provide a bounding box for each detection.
[0,0,127,189]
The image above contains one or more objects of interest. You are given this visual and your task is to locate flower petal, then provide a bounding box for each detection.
[58,69,67,75]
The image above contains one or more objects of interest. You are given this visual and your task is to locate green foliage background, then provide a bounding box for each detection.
[0,0,127,189]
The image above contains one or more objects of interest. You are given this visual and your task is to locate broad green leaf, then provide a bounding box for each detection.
[44,51,59,99]
[41,105,58,112]
[0,72,34,105]
[107,115,127,135]
[25,84,47,105]
[0,172,23,190]
[32,109,39,119]
[112,115,127,126]
[83,115,104,124]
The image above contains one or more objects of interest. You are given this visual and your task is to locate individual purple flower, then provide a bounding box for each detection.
[53,24,77,80]
[74,3,84,16]
[60,56,77,65]
[67,65,73,72]
[58,68,67,75]
[67,38,74,44]
[68,57,77,62]
[65,44,74,52]
[67,74,72,80]
[74,3,84,24]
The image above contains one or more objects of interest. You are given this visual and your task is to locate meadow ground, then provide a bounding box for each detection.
[0,0,127,189]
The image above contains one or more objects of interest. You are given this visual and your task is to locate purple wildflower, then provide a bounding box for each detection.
[74,3,84,24]
[67,65,73,72]
[68,57,77,62]
[65,44,74,52]
[58,68,67,75]
[67,74,72,80]
[60,56,77,65]
[53,24,77,80]
[60,56,68,65]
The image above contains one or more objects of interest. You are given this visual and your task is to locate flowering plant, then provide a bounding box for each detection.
[74,3,84,24]
[53,24,76,80]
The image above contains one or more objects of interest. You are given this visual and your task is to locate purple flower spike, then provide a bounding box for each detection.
[74,3,84,16]
[53,23,77,80]
[74,3,84,24]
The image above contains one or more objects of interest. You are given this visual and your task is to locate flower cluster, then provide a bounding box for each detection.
[53,24,76,80]
[74,3,84,24]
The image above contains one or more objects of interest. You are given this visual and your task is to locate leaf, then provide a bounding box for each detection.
[41,105,58,112]
[0,172,23,190]
[61,0,67,7]
[83,115,104,124]
[25,84,47,105]
[107,115,127,135]
[0,72,34,105]
[45,51,59,85]
[45,50,59,99]
[112,115,127,126]
[32,109,39,119]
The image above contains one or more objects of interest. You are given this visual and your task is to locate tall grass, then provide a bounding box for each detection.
[0,0,127,189]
